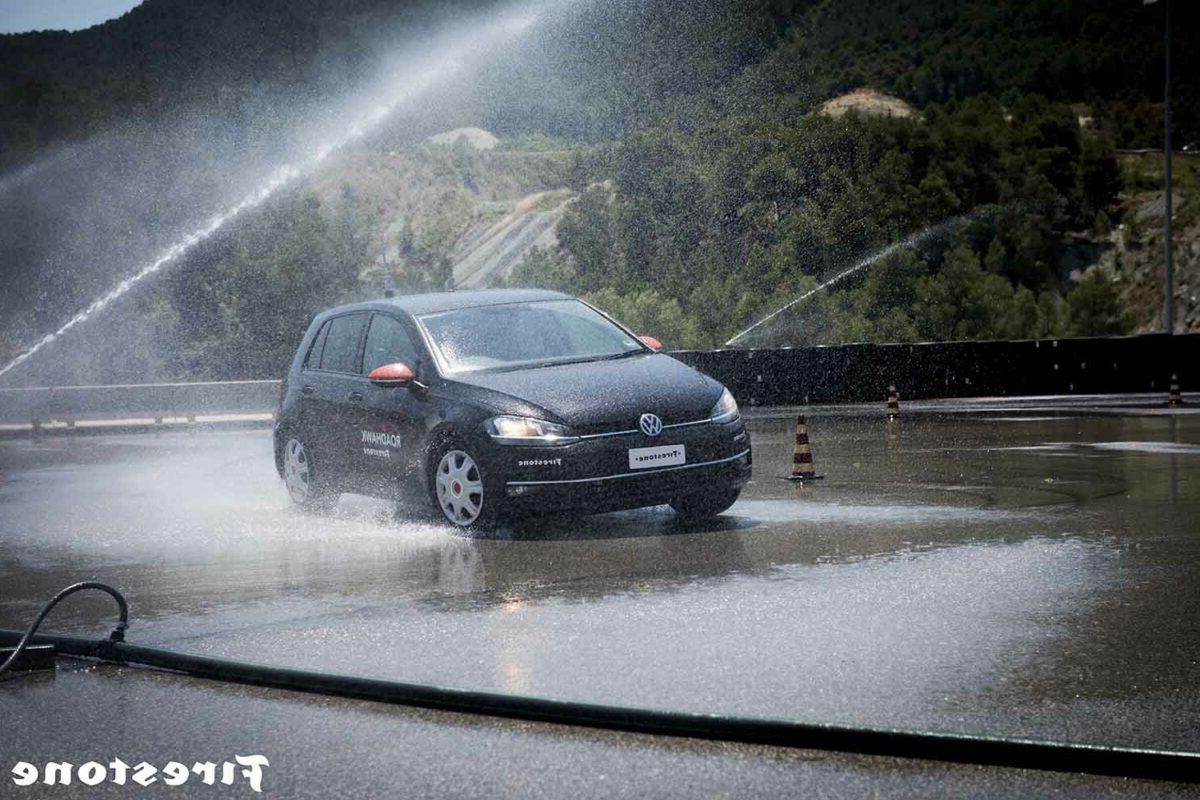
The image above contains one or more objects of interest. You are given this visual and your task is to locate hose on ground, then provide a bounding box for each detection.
[1,583,1198,783]
[0,581,127,677]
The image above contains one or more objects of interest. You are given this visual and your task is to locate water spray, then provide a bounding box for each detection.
[724,215,972,348]
[0,2,552,381]
[0,166,299,380]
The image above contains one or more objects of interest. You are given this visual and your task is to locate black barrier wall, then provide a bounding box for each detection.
[0,334,1194,425]
[672,333,1198,404]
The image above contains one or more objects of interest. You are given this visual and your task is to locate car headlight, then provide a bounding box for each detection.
[709,388,739,423]
[486,415,577,445]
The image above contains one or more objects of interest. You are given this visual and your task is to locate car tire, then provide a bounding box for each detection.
[281,434,336,512]
[670,486,741,521]
[429,439,502,531]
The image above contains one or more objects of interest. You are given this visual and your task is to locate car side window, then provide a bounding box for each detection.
[303,321,330,370]
[362,314,419,374]
[319,314,366,373]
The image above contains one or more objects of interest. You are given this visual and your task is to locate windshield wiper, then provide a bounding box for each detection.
[594,349,644,361]
[540,350,645,367]
[466,350,646,374]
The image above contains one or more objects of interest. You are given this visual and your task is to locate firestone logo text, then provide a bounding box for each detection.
[10,756,269,792]
[631,447,682,464]
[517,458,562,467]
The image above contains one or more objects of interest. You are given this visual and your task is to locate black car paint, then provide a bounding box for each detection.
[274,290,751,517]
[451,352,716,434]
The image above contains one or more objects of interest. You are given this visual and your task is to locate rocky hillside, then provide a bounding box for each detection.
[817,89,915,119]
[306,131,575,292]
[1105,153,1200,333]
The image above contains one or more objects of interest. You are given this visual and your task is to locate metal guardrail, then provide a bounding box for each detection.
[0,380,279,427]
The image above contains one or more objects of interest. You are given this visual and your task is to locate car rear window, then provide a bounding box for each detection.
[319,314,366,373]
[303,321,330,369]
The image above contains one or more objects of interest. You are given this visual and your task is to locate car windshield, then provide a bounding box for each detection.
[418,299,644,374]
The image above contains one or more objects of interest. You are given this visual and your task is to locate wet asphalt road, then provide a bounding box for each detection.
[2,401,1199,796]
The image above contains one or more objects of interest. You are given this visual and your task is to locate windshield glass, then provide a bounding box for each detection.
[418,299,644,374]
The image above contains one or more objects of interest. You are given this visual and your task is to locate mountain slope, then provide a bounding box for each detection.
[3,0,1200,384]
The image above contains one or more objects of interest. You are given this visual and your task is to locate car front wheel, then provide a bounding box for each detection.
[431,442,501,530]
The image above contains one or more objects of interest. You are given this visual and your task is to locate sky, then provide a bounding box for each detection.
[0,0,143,34]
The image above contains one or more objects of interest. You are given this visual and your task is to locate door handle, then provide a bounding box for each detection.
[348,391,364,402]
[301,385,315,395]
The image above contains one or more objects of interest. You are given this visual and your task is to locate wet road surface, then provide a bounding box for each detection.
[2,401,1198,795]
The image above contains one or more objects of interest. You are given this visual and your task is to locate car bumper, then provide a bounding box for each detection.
[492,419,752,515]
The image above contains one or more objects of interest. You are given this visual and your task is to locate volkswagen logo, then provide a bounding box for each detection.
[638,413,663,437]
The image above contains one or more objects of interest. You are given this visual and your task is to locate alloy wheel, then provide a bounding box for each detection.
[436,449,484,526]
[283,438,311,504]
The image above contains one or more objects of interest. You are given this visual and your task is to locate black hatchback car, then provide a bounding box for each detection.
[274,289,752,529]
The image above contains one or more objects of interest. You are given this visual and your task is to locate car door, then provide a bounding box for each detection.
[298,311,368,481]
[353,311,428,492]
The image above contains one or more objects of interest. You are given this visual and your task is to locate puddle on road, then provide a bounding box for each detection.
[980,416,1077,422]
[1088,441,1200,455]
[111,532,1130,740]
[729,498,1014,525]
[998,440,1200,456]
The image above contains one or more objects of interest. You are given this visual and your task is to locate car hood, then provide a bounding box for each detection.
[449,352,722,434]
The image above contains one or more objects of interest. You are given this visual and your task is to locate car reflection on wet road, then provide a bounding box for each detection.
[1,404,1198,795]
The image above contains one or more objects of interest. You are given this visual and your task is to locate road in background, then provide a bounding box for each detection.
[2,401,1198,795]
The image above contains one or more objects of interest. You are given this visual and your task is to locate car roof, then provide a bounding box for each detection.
[320,289,573,319]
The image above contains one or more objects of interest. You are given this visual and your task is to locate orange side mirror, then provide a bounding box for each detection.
[639,335,663,351]
[367,362,415,387]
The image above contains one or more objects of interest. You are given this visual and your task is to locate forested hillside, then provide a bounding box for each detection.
[0,0,484,168]
[1,0,1196,383]
[6,0,1194,168]
[510,94,1137,347]
[0,0,795,170]
[513,0,1198,347]
[738,0,1198,146]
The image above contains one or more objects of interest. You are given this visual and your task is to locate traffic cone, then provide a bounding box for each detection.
[886,384,900,419]
[786,415,823,481]
[1168,374,1183,407]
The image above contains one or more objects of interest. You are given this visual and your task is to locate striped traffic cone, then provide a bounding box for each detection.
[886,384,900,420]
[786,415,823,481]
[1168,374,1183,407]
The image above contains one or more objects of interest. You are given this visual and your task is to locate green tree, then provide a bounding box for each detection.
[984,238,1007,274]
[1066,270,1136,337]
[1006,286,1041,339]
[914,241,1019,340]
[869,306,921,343]
[584,288,703,350]
[506,247,581,293]
[1034,291,1068,338]
[557,187,623,288]
[166,190,367,379]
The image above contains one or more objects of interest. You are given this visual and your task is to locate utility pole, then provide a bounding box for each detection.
[1163,0,1174,334]
[1146,0,1175,332]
